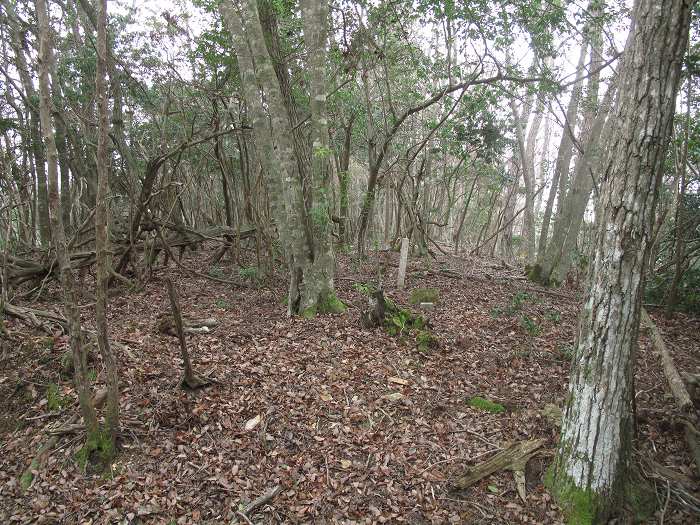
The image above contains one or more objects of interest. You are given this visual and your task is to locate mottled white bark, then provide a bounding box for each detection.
[551,0,692,519]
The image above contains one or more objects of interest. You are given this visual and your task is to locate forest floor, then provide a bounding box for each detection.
[0,248,698,524]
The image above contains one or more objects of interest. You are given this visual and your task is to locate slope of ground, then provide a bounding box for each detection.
[0,250,697,524]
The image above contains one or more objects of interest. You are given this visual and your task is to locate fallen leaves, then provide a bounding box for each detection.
[0,251,697,524]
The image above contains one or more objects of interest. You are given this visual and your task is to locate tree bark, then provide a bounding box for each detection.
[665,74,692,317]
[94,0,120,454]
[549,0,692,521]
[35,0,99,439]
[537,42,588,263]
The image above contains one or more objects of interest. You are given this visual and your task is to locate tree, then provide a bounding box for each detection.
[35,0,99,457]
[547,0,692,521]
[94,0,120,458]
[220,0,344,316]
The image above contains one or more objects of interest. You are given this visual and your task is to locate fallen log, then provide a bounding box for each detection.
[641,308,699,477]
[452,438,545,494]
[641,308,693,413]
[4,303,69,332]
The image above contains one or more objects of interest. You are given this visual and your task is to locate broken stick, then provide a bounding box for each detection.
[452,438,545,495]
[243,485,281,515]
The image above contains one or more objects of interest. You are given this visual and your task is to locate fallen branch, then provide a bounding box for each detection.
[4,302,68,332]
[242,485,281,515]
[452,438,545,494]
[641,308,693,412]
[641,308,699,477]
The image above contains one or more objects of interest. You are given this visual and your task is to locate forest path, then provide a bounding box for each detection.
[0,250,697,523]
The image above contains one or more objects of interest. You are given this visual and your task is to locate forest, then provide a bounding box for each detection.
[0,0,698,523]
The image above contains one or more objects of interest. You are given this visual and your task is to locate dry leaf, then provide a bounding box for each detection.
[244,414,261,431]
[382,392,404,401]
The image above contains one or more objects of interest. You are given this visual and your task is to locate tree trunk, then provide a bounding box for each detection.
[548,1,691,522]
[10,26,50,245]
[221,0,342,316]
[94,0,119,456]
[35,0,99,442]
[534,80,617,285]
[665,74,692,317]
[537,42,588,263]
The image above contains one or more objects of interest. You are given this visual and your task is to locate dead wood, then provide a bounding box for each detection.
[242,485,281,515]
[157,314,219,336]
[641,308,699,477]
[452,438,545,491]
[360,287,387,329]
[4,302,69,332]
[641,308,693,413]
[165,278,210,390]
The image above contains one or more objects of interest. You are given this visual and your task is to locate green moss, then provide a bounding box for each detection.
[416,330,438,352]
[300,291,347,318]
[468,396,505,414]
[544,465,597,525]
[76,429,116,471]
[409,287,439,305]
[19,470,34,491]
[526,263,542,282]
[301,306,317,319]
[318,292,347,314]
[546,462,656,524]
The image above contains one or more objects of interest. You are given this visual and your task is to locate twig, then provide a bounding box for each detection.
[660,480,671,525]
[242,485,282,515]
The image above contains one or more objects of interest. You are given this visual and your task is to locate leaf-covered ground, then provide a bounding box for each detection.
[0,250,698,524]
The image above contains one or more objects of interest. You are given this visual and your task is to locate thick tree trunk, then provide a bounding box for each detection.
[221,0,342,316]
[548,0,691,521]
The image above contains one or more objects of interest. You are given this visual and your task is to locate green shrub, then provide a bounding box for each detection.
[353,282,375,296]
[47,383,67,411]
[468,396,505,414]
[520,314,541,336]
[239,266,259,281]
[544,310,561,323]
[208,267,225,279]
[215,298,232,309]
[416,330,438,352]
[645,268,700,314]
